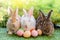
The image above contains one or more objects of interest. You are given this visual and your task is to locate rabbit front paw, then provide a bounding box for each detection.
[7,31,13,35]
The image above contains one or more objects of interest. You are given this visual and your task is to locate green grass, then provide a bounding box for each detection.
[0,28,60,40]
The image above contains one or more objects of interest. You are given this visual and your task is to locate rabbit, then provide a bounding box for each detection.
[6,7,21,34]
[21,7,36,31]
[36,10,54,36]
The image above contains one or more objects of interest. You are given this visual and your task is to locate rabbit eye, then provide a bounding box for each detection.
[40,21,43,24]
[41,23,42,24]
[16,19,18,21]
[44,21,45,24]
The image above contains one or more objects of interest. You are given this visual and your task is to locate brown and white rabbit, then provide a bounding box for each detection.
[21,7,36,31]
[6,7,21,34]
[36,10,54,36]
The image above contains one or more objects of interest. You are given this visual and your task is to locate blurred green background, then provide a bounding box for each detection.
[0,0,60,28]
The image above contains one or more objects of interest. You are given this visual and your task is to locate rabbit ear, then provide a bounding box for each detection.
[14,8,18,16]
[28,7,34,16]
[47,10,53,19]
[11,8,19,22]
[7,7,13,16]
[39,10,45,18]
[23,8,27,15]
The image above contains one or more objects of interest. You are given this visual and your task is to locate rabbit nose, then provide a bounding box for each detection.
[12,23,15,27]
[25,25,27,28]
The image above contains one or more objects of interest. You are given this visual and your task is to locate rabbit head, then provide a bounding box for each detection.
[7,7,19,23]
[36,10,54,36]
[21,7,36,31]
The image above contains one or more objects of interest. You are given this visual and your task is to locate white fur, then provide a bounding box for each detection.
[21,7,36,31]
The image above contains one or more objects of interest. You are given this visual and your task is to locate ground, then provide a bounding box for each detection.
[0,28,60,40]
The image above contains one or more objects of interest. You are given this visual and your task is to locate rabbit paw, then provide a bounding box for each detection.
[7,31,13,35]
[47,34,52,36]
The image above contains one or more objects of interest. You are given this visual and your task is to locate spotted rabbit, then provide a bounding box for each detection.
[36,10,54,36]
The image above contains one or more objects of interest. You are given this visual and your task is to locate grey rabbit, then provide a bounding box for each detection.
[36,10,54,36]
